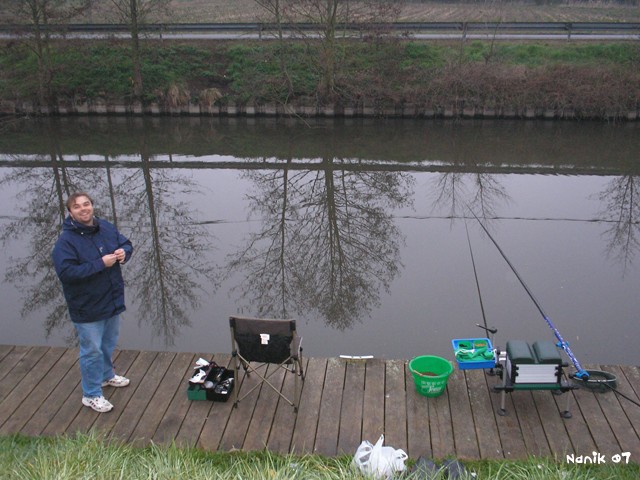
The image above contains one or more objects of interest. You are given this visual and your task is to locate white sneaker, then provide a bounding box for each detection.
[102,374,130,388]
[82,395,113,413]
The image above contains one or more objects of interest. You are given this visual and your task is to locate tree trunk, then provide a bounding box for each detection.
[320,0,338,97]
[30,0,52,106]
[130,0,144,98]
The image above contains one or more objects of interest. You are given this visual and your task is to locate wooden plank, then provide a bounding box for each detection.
[486,379,528,459]
[242,363,286,451]
[290,357,326,454]
[337,359,365,455]
[129,351,193,447]
[446,367,479,459]
[313,357,345,456]
[508,388,551,457]
[428,382,455,459]
[405,362,431,459]
[21,351,80,437]
[42,376,84,436]
[384,359,408,453]
[0,347,64,427]
[108,351,175,442]
[68,349,148,436]
[46,350,129,437]
[175,353,217,448]
[466,369,502,459]
[571,380,621,456]
[557,386,603,459]
[0,346,636,461]
[266,357,308,453]
[0,347,77,435]
[361,358,385,446]
[616,366,640,439]
[620,365,640,398]
[591,365,640,458]
[218,359,267,451]
[531,390,576,456]
[0,345,14,363]
[0,346,49,403]
[152,352,198,446]
[195,354,235,451]
[0,346,29,384]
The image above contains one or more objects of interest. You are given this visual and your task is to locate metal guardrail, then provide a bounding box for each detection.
[1,21,639,35]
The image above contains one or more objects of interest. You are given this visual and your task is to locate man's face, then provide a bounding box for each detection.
[69,196,94,226]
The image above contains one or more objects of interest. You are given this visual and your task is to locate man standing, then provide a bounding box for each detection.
[52,192,133,413]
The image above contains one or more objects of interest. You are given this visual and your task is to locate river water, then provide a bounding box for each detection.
[0,116,638,366]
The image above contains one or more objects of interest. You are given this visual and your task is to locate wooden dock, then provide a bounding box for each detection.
[1,345,639,461]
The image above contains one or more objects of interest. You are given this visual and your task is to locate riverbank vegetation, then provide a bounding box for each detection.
[1,1,639,119]
[1,38,639,119]
[2,432,639,479]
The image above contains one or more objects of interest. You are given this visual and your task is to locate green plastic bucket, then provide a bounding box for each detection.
[409,355,454,397]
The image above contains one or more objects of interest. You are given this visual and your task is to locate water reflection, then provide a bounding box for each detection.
[430,171,510,223]
[0,126,219,346]
[116,152,219,346]
[0,117,638,355]
[597,175,640,273]
[0,163,88,344]
[227,156,413,329]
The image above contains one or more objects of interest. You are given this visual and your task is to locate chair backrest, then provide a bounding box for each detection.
[230,315,297,364]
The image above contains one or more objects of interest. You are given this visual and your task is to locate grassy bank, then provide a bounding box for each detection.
[1,432,638,479]
[1,39,639,119]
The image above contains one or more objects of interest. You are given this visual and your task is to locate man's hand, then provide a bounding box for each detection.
[114,248,126,264]
[102,253,119,268]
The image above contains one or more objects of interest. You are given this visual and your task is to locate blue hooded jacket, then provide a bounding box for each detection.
[52,215,133,323]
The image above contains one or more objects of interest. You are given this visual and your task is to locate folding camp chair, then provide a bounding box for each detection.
[229,315,305,411]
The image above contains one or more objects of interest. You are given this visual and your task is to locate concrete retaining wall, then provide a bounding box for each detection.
[1,97,637,121]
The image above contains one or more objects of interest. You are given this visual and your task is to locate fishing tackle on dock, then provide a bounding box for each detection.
[466,206,590,380]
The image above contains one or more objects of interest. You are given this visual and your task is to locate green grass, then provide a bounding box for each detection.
[493,42,640,66]
[1,432,638,480]
[0,39,638,113]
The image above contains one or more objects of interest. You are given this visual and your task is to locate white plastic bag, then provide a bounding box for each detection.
[352,434,408,479]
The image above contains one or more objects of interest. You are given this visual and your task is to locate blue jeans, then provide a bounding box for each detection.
[73,315,120,398]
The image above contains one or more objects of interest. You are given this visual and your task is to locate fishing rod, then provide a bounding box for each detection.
[464,219,489,334]
[466,206,590,380]
[464,219,499,374]
[464,219,498,338]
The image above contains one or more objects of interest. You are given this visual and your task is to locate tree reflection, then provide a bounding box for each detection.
[0,157,103,343]
[0,138,218,347]
[597,175,640,273]
[227,157,414,330]
[430,170,510,223]
[115,151,220,346]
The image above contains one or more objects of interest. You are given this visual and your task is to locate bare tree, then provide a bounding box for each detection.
[254,0,403,99]
[108,0,171,98]
[2,0,92,106]
[254,0,295,98]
